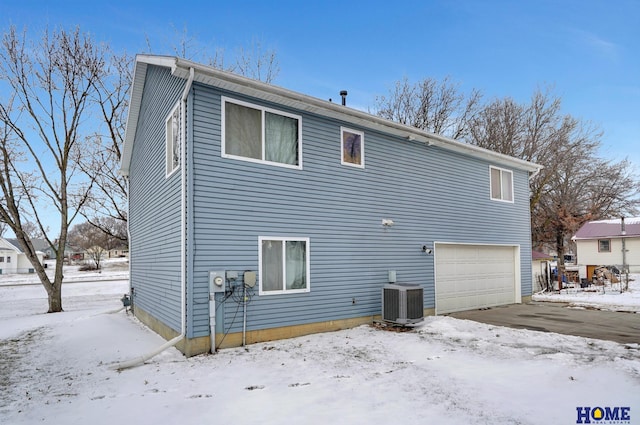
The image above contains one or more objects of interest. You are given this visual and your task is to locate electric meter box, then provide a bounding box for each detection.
[209,271,226,293]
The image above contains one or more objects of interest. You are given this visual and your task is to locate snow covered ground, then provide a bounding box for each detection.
[532,274,640,313]
[0,266,638,424]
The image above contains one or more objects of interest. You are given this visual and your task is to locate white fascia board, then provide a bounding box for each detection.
[121,55,542,175]
[173,57,541,173]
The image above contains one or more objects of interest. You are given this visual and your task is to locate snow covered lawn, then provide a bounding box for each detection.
[533,274,640,313]
[0,275,638,424]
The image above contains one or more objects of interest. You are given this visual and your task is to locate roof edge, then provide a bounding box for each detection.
[121,55,542,175]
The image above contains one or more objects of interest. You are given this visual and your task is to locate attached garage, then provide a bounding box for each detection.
[435,243,521,314]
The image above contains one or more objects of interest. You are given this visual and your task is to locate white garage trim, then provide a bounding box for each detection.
[434,242,521,314]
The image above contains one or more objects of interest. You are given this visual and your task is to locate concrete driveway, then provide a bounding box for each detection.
[448,302,640,345]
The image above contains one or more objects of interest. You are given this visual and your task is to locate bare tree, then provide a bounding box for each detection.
[78,30,281,243]
[467,87,640,288]
[145,27,280,83]
[79,50,132,242]
[373,76,482,139]
[68,217,122,269]
[0,26,107,312]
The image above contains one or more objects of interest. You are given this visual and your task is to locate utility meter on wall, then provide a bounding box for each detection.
[209,271,226,293]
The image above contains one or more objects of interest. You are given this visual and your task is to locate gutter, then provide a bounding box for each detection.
[113,67,195,370]
[528,167,542,181]
[122,55,542,175]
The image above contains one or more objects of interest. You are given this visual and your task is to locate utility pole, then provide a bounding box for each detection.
[621,217,629,291]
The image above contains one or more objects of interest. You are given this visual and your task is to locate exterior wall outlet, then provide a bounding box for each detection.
[388,270,397,283]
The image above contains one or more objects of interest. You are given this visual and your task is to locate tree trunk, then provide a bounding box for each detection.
[46,282,63,313]
[556,232,565,291]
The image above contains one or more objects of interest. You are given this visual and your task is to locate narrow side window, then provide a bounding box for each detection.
[166,102,181,177]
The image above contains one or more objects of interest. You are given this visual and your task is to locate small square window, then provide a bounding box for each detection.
[166,102,181,177]
[259,237,310,295]
[490,166,513,202]
[0,257,4,262]
[341,127,364,168]
[5,256,10,263]
[598,239,611,252]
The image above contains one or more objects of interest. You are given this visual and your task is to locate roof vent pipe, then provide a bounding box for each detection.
[340,90,348,106]
[621,216,626,236]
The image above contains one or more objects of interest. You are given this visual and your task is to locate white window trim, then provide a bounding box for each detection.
[165,102,181,178]
[221,96,303,170]
[258,236,310,295]
[489,165,514,203]
[340,127,365,168]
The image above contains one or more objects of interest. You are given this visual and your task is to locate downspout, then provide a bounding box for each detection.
[528,167,542,181]
[621,217,628,291]
[107,174,132,316]
[114,67,195,370]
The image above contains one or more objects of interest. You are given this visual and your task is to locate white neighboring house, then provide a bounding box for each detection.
[0,237,45,275]
[573,217,640,274]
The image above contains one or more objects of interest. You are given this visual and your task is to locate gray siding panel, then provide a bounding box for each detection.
[129,65,186,334]
[188,82,533,337]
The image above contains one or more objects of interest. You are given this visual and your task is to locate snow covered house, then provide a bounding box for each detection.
[121,55,542,356]
[0,237,45,274]
[573,217,640,275]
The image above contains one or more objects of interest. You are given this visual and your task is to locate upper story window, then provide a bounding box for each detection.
[490,166,513,202]
[598,239,611,252]
[166,102,181,177]
[222,97,302,169]
[341,127,364,168]
[259,237,310,295]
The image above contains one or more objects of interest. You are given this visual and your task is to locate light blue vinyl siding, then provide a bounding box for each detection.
[128,65,186,334]
[188,82,533,337]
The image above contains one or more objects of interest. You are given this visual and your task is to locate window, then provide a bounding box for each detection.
[222,97,302,169]
[5,256,9,263]
[259,237,310,295]
[490,166,513,202]
[341,127,364,168]
[166,102,181,177]
[598,239,611,252]
[0,257,4,262]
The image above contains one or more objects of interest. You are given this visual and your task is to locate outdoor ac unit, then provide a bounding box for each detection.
[382,283,424,325]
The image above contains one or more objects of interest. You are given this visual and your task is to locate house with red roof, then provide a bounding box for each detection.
[572,217,640,275]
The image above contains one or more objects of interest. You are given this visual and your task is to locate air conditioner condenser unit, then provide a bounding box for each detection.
[382,283,424,325]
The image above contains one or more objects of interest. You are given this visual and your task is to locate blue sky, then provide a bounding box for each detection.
[3,0,638,164]
[1,0,639,238]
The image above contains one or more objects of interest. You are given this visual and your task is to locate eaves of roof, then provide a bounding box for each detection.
[573,219,640,240]
[121,55,543,177]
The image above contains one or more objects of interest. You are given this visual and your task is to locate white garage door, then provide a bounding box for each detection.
[435,243,519,314]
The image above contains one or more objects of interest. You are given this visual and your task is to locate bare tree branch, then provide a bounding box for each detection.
[0,25,108,312]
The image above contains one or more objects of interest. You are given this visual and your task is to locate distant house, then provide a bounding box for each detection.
[0,237,45,274]
[532,250,554,292]
[41,242,86,261]
[108,246,129,258]
[121,55,542,356]
[573,217,640,275]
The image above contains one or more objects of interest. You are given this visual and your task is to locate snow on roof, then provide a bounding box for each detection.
[591,217,640,225]
[573,217,640,239]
